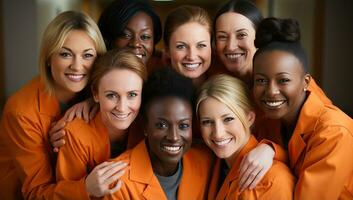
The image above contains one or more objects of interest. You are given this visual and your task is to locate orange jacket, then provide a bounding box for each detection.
[105,141,213,200]
[55,113,144,198]
[208,135,295,200]
[288,91,353,199]
[0,77,71,199]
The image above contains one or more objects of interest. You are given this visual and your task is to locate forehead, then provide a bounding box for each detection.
[199,97,232,116]
[147,97,192,117]
[254,50,304,75]
[98,69,143,91]
[171,22,211,41]
[62,30,95,50]
[216,12,255,31]
[126,11,153,30]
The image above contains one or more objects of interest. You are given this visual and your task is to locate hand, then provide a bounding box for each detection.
[238,143,274,192]
[49,119,66,152]
[62,98,98,123]
[85,161,128,197]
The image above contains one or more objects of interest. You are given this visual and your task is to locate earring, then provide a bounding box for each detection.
[303,87,307,92]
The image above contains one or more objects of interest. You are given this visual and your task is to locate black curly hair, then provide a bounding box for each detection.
[254,17,308,73]
[141,67,194,120]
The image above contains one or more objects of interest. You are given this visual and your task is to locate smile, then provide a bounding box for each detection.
[135,54,144,59]
[225,53,244,61]
[183,63,201,70]
[111,112,130,120]
[212,138,232,147]
[161,144,182,154]
[263,100,286,108]
[65,73,85,82]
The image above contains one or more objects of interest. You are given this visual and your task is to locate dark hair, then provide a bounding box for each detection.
[214,0,263,32]
[98,0,162,50]
[141,67,194,120]
[254,17,308,73]
[163,5,212,47]
[90,48,147,95]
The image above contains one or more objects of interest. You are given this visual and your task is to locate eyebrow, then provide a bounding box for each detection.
[125,27,152,32]
[62,47,95,53]
[216,28,249,34]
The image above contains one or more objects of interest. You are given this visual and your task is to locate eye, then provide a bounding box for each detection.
[59,52,72,58]
[105,93,117,100]
[156,122,168,129]
[197,43,207,49]
[237,32,248,39]
[141,34,152,41]
[216,34,228,41]
[201,119,213,126]
[278,78,290,84]
[121,31,132,39]
[176,44,186,49]
[127,92,138,98]
[83,53,95,59]
[179,123,190,130]
[255,78,268,85]
[224,117,234,123]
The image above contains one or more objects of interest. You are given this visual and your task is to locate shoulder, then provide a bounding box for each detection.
[184,143,214,165]
[63,118,100,146]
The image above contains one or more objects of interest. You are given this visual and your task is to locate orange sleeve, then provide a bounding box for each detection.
[294,125,353,200]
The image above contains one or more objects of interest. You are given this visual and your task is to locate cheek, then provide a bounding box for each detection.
[129,98,142,111]
[114,39,129,48]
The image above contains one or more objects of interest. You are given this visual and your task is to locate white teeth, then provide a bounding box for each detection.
[213,138,232,146]
[226,53,242,60]
[163,146,181,152]
[183,63,200,69]
[66,74,84,82]
[265,101,285,107]
[112,113,129,119]
[136,54,143,59]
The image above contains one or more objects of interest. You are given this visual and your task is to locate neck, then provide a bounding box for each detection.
[281,92,308,130]
[148,145,179,176]
[100,113,127,144]
[192,73,207,88]
[54,85,76,104]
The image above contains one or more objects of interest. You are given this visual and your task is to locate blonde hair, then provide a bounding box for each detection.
[90,48,147,95]
[163,5,212,47]
[39,11,106,95]
[196,74,254,135]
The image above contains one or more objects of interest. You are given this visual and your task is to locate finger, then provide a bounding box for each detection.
[82,103,90,123]
[53,147,59,153]
[75,106,83,120]
[108,180,123,194]
[240,167,262,192]
[238,160,258,188]
[249,169,267,189]
[101,162,128,179]
[50,130,66,142]
[89,104,99,121]
[66,108,76,122]
[52,139,66,148]
[49,121,66,135]
[103,169,126,185]
[93,161,115,172]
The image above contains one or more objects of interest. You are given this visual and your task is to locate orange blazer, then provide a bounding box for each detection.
[55,113,144,198]
[0,77,63,199]
[208,135,295,200]
[288,91,353,199]
[105,141,213,200]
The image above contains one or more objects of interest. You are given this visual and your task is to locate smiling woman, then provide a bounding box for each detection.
[107,67,213,200]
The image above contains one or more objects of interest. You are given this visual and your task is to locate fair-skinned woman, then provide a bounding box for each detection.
[56,49,146,198]
[197,74,294,199]
[106,68,212,200]
[0,11,106,199]
[252,17,353,199]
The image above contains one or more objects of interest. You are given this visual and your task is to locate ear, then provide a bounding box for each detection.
[92,86,99,103]
[304,74,311,91]
[247,110,256,127]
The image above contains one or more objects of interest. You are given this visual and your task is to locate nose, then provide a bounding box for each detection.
[128,36,142,48]
[266,81,280,96]
[166,125,180,142]
[186,46,196,60]
[115,97,126,112]
[212,120,225,138]
[69,56,83,71]
[226,35,237,51]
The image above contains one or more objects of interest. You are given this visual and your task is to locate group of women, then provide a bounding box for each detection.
[0,0,352,199]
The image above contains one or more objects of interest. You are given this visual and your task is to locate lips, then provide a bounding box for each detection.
[225,53,245,61]
[161,144,183,154]
[212,138,232,147]
[262,100,286,109]
[111,112,130,120]
[65,73,85,82]
[182,63,201,70]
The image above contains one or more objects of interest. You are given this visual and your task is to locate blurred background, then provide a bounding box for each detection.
[0,0,352,116]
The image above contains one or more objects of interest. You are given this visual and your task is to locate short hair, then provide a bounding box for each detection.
[196,74,254,135]
[214,0,263,31]
[141,67,194,120]
[39,11,106,95]
[90,48,147,95]
[98,0,162,50]
[163,5,212,47]
[254,17,308,73]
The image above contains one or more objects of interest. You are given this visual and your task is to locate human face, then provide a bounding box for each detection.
[253,50,310,124]
[199,97,252,166]
[146,97,192,173]
[50,30,97,102]
[114,12,154,65]
[167,22,211,79]
[94,69,142,134]
[215,12,256,77]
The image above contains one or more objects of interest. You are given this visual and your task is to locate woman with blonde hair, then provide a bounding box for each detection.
[197,74,294,199]
[0,11,106,199]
